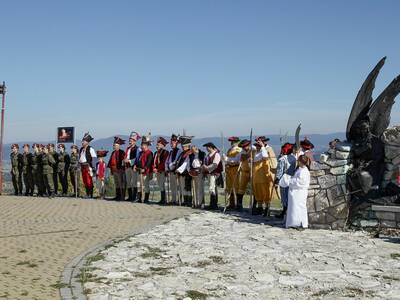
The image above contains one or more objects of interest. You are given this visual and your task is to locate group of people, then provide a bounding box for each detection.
[10,131,315,228]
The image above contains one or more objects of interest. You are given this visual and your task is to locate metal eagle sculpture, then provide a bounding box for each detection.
[346,57,400,202]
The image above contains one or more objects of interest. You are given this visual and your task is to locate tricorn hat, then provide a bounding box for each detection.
[82,132,94,143]
[300,138,314,150]
[179,136,193,147]
[129,131,141,141]
[170,134,179,142]
[157,137,169,146]
[238,139,251,148]
[203,142,217,149]
[228,136,240,143]
[255,136,270,143]
[141,133,153,145]
[96,150,109,158]
[113,136,125,145]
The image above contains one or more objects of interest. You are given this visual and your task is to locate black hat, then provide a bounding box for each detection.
[113,136,126,145]
[171,134,179,142]
[203,142,217,149]
[238,139,251,148]
[179,136,193,147]
[82,132,93,143]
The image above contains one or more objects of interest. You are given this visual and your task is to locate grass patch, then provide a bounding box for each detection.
[83,288,92,295]
[104,243,117,250]
[0,256,8,259]
[344,287,364,296]
[32,277,41,281]
[86,253,105,264]
[50,282,71,289]
[185,290,208,300]
[390,253,400,259]
[16,260,38,268]
[149,266,172,275]
[1,271,10,275]
[195,260,212,268]
[209,255,225,264]
[18,249,27,253]
[20,291,28,296]
[132,272,151,278]
[312,288,336,297]
[140,246,165,259]
[383,275,400,281]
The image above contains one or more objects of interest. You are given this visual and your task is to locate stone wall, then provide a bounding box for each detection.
[307,143,351,229]
[381,125,400,189]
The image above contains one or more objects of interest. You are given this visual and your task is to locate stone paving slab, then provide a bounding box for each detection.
[0,196,191,300]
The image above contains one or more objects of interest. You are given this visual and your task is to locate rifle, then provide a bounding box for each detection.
[220,131,228,212]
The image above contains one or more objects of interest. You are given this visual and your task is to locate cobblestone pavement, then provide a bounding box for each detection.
[85,212,400,300]
[0,196,191,300]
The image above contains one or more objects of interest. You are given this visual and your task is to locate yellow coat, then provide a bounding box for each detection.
[225,146,241,193]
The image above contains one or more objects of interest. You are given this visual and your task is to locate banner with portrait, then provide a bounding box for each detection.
[57,127,75,143]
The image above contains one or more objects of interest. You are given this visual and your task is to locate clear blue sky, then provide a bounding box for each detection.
[2,0,400,143]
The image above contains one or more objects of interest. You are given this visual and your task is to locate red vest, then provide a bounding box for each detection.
[205,151,223,175]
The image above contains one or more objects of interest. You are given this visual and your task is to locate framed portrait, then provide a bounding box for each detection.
[57,127,75,143]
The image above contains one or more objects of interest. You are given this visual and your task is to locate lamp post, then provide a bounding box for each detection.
[0,82,6,195]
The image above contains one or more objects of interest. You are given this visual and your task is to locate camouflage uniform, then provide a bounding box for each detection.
[57,151,70,195]
[21,152,34,195]
[69,151,80,196]
[51,150,59,194]
[10,151,23,195]
[42,152,56,196]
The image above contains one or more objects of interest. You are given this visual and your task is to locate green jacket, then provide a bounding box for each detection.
[41,153,56,175]
[10,152,23,174]
[69,153,79,171]
[57,152,70,173]
[22,153,33,174]
[31,152,41,172]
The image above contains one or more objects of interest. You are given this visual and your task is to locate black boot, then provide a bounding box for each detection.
[276,206,287,219]
[128,188,133,201]
[121,188,126,201]
[187,195,193,208]
[263,203,271,217]
[236,194,243,211]
[137,192,142,202]
[89,187,94,199]
[132,188,138,202]
[252,199,262,215]
[113,188,120,201]
[144,192,150,203]
[206,193,218,210]
[157,191,166,205]
[85,187,90,199]
[226,193,236,210]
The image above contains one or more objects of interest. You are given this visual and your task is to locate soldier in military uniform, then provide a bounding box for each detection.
[42,145,56,197]
[10,144,23,196]
[165,134,182,205]
[31,144,44,196]
[175,136,194,206]
[21,144,34,196]
[202,142,223,210]
[69,145,80,197]
[57,144,70,196]
[48,143,59,195]
[79,133,97,198]
[223,136,242,210]
[108,136,126,201]
[135,134,154,203]
[153,137,169,205]
[124,132,141,202]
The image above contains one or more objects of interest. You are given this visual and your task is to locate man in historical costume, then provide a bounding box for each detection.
[42,144,56,198]
[21,144,34,196]
[57,144,70,196]
[223,136,242,210]
[202,142,223,210]
[10,144,23,196]
[69,145,80,197]
[300,138,315,161]
[32,143,44,196]
[175,136,194,206]
[135,135,154,203]
[189,145,206,208]
[124,131,141,202]
[79,132,97,198]
[165,134,182,205]
[251,136,276,216]
[108,136,126,201]
[153,137,169,205]
[275,143,297,219]
[48,143,59,195]
[236,139,252,212]
[96,150,108,199]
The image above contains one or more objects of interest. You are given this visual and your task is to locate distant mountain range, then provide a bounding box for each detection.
[3,132,346,160]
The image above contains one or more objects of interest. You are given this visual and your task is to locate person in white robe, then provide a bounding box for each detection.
[279,155,311,228]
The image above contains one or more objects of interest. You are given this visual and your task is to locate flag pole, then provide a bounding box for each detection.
[0,82,7,195]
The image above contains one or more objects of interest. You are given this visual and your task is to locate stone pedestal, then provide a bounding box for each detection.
[307,143,351,229]
[381,126,400,189]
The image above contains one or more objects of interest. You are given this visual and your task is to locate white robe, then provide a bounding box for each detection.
[279,166,310,228]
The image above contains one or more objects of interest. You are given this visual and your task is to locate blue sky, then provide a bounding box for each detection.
[2,0,400,143]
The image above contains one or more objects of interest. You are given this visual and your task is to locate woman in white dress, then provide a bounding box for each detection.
[279,155,311,228]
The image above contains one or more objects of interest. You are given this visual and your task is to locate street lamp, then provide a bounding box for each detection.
[0,81,6,195]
